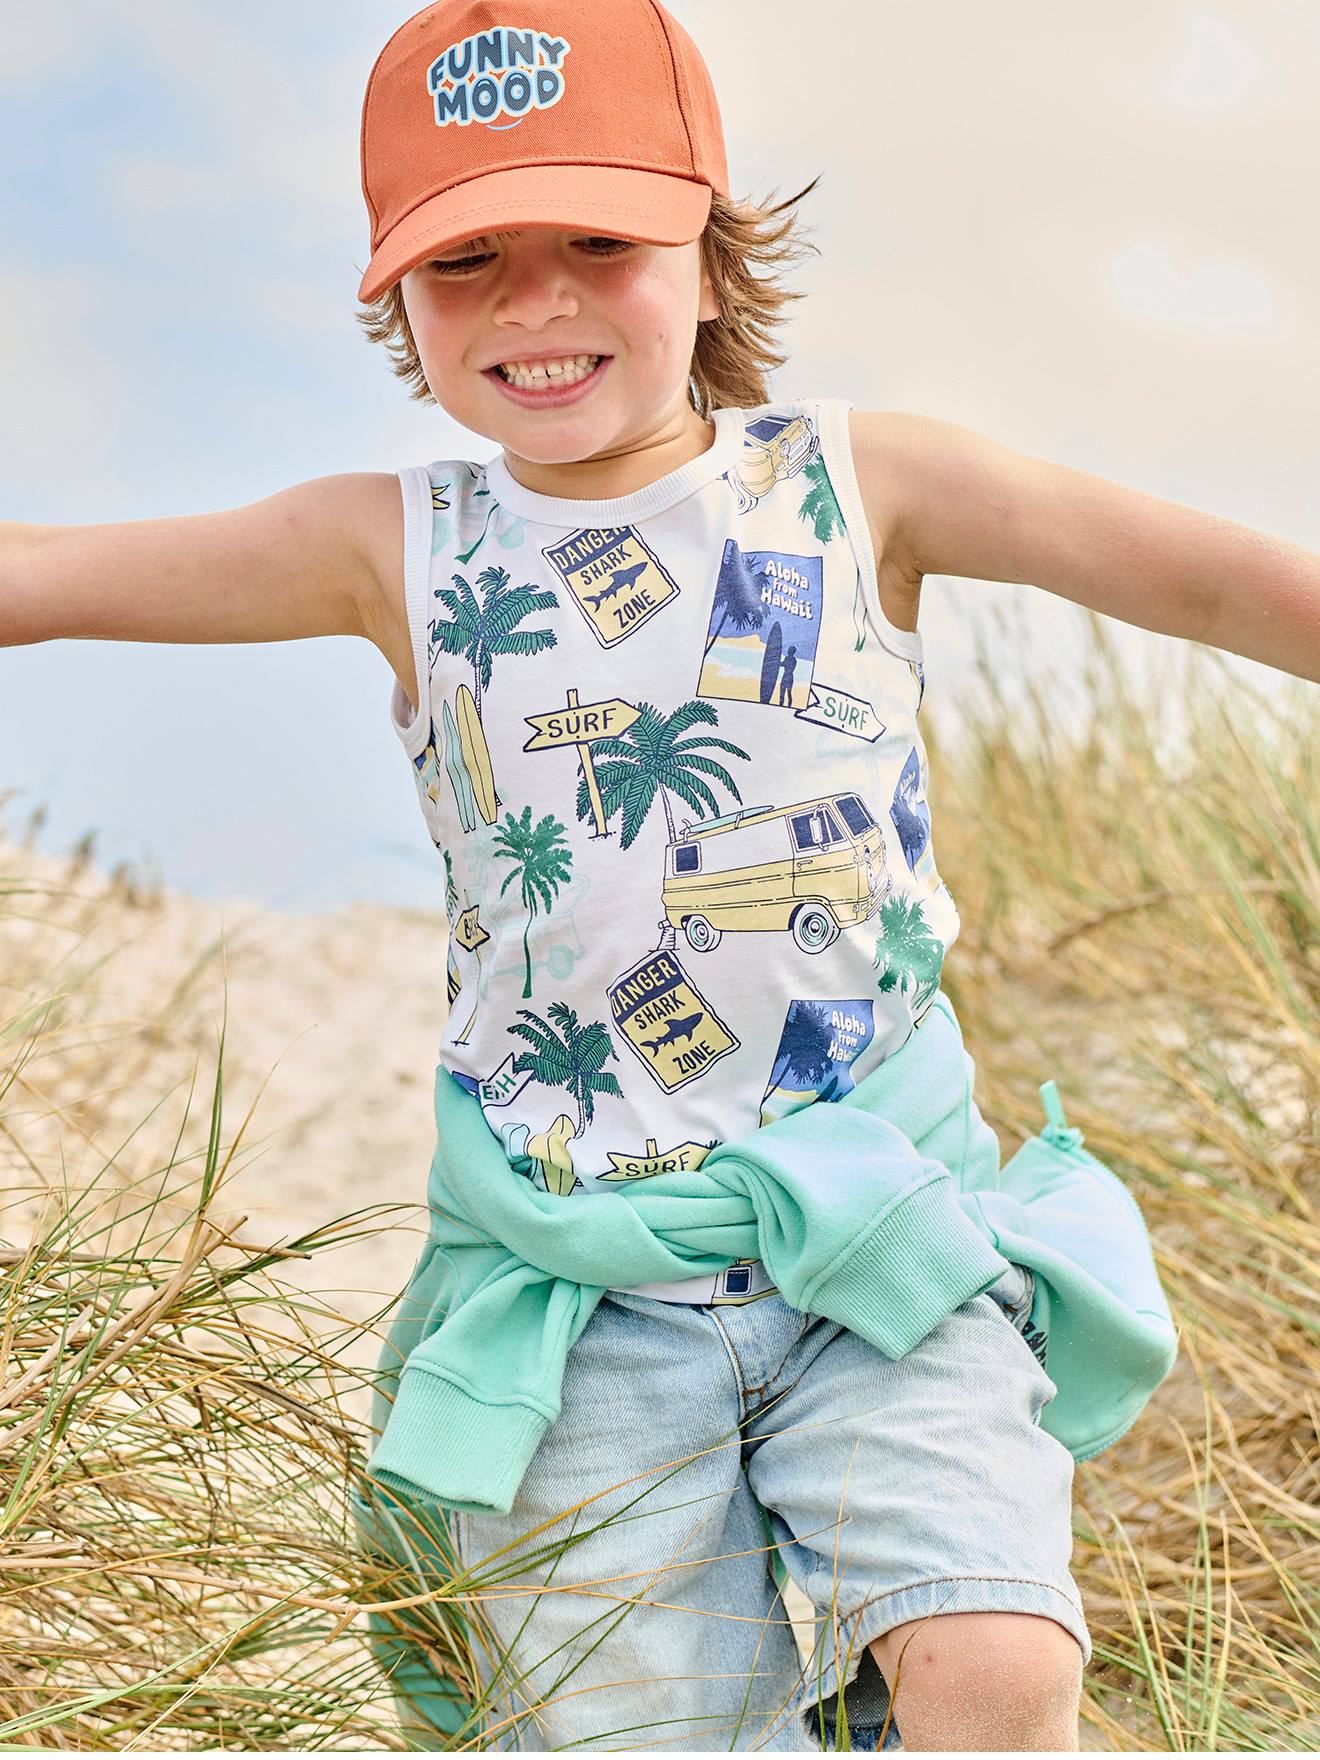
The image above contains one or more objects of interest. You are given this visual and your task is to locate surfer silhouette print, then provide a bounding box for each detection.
[775,641,797,705]
[697,542,823,708]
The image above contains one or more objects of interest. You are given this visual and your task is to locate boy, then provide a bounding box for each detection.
[4,0,1317,1749]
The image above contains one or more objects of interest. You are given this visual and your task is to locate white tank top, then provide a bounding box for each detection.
[389,397,960,1304]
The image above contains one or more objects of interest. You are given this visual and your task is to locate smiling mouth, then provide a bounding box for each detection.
[490,355,609,387]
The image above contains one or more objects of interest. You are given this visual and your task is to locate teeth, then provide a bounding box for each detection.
[497,354,602,388]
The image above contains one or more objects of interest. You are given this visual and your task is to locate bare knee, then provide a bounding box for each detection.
[867,1609,1083,1748]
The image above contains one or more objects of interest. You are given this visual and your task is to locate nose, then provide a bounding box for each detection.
[492,253,580,333]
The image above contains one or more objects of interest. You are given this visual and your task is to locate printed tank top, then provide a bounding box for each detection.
[388,397,960,1305]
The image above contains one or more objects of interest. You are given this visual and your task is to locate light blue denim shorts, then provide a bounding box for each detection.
[358,1280,1091,1751]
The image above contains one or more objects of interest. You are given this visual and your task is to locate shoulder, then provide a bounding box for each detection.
[352,458,488,596]
[845,407,1045,582]
[263,469,408,640]
[844,407,957,544]
[346,460,479,718]
[842,407,952,606]
[254,469,408,642]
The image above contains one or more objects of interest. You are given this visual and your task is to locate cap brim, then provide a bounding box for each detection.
[357,164,712,303]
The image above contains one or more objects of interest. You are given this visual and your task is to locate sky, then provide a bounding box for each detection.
[2,2,1317,913]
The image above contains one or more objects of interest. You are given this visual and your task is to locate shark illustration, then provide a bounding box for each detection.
[584,560,648,610]
[641,1010,705,1054]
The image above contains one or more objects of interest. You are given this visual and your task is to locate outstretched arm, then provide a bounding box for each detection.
[851,410,1320,683]
[1,471,402,653]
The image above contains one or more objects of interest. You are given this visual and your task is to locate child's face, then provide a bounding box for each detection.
[399,227,720,463]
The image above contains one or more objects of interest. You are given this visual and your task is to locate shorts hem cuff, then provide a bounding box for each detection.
[794,1575,1092,1734]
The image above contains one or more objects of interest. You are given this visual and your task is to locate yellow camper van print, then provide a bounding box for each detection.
[726,413,820,514]
[662,794,892,954]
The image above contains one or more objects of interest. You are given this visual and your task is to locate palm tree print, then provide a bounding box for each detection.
[578,698,751,952]
[584,693,749,957]
[582,700,752,852]
[508,1001,623,1140]
[796,451,871,654]
[797,453,845,545]
[702,554,768,656]
[871,893,944,1012]
[492,806,574,999]
[430,565,559,721]
[766,1000,842,1100]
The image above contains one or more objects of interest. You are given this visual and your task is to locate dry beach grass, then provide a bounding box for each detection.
[1,610,1318,1749]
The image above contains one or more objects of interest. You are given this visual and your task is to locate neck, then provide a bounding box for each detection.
[498,401,718,501]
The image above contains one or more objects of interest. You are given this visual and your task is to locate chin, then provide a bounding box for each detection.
[490,400,625,452]
[504,435,613,466]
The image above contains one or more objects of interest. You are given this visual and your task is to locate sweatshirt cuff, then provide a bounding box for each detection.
[367,1365,554,1516]
[805,1175,1010,1355]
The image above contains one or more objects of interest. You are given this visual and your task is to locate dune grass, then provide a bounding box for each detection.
[1,607,1317,1749]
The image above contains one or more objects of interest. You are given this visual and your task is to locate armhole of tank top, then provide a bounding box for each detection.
[815,397,924,664]
[391,463,434,761]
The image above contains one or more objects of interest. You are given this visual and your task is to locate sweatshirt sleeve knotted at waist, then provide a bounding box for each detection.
[428,990,1008,1314]
[367,996,1016,1514]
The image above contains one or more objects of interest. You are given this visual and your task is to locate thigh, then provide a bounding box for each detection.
[745,1291,1092,1751]
[454,1291,808,1752]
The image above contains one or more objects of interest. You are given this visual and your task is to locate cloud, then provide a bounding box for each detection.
[0,16,86,86]
[1107,241,1279,328]
[1156,8,1262,112]
[0,270,132,498]
[94,1,389,218]
[9,3,392,229]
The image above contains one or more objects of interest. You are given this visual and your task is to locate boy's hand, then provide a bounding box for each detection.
[1,472,403,653]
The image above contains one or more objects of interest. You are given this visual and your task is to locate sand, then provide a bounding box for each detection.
[1,831,450,1391]
[3,827,843,1676]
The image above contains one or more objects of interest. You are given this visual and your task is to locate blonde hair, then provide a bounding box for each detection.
[356,178,823,417]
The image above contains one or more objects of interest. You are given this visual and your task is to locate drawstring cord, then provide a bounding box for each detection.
[1039,1078,1085,1152]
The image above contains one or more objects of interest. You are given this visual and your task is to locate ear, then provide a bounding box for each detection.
[697,253,720,324]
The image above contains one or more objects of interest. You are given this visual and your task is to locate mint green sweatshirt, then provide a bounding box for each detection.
[366,992,1178,1516]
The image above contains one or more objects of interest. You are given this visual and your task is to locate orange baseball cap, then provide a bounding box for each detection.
[358,0,730,303]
